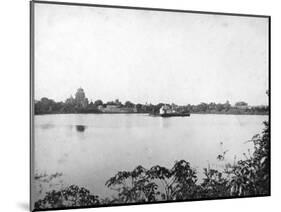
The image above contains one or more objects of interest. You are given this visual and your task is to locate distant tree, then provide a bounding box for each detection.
[235,101,248,107]
[125,101,135,108]
[198,103,208,112]
[224,100,231,111]
[115,99,122,106]
[216,103,224,112]
[183,104,192,113]
[106,101,116,105]
[135,104,143,112]
[88,101,94,107]
[94,100,103,107]
[208,102,216,111]
[53,102,64,112]
[35,97,56,114]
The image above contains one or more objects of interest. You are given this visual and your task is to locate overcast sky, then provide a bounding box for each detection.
[34,3,269,105]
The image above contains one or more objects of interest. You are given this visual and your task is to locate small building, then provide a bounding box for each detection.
[97,105,104,111]
[235,101,248,110]
[160,105,175,115]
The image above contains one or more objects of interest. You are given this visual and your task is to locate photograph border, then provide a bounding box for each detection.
[30,1,271,211]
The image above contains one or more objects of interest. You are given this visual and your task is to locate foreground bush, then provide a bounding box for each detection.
[34,185,100,209]
[225,121,270,196]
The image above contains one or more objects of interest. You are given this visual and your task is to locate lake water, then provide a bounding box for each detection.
[34,113,268,198]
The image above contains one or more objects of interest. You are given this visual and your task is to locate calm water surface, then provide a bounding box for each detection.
[34,114,268,198]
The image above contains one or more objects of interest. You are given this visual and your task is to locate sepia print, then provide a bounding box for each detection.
[30,1,270,211]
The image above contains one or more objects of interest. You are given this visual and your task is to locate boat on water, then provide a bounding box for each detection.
[160,113,190,117]
[149,105,191,117]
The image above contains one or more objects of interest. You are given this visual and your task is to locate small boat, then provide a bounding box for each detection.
[159,105,190,117]
[160,113,190,117]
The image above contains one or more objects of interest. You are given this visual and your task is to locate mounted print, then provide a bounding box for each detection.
[30,1,270,211]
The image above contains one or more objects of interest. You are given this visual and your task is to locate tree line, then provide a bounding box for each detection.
[34,97,268,115]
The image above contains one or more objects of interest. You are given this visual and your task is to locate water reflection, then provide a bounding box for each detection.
[40,123,55,129]
[75,125,87,132]
[159,118,172,128]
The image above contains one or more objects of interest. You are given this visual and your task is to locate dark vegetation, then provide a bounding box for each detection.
[34,185,100,209]
[34,121,270,210]
[35,97,268,115]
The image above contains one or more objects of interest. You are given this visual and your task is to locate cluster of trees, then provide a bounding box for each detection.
[35,97,268,115]
[34,121,269,210]
[34,97,166,114]
[34,185,100,209]
[182,101,268,115]
[34,97,101,114]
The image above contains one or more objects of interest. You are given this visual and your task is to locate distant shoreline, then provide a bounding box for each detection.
[190,111,268,116]
[35,89,269,117]
[34,112,268,116]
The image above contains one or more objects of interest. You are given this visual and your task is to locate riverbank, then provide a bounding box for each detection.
[190,111,268,115]
[34,111,268,115]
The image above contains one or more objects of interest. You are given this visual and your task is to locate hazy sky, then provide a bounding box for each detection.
[34,3,269,105]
